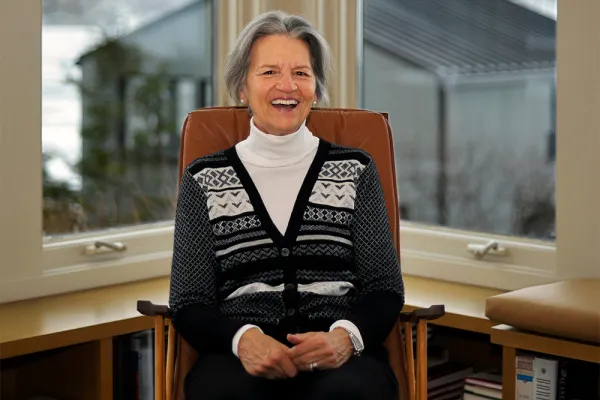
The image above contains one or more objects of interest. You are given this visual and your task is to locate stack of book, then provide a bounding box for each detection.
[462,371,502,399]
[427,361,473,400]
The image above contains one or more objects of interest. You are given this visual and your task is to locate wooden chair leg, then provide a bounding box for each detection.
[403,322,416,400]
[396,321,410,400]
[416,320,428,400]
[155,316,165,400]
[166,319,176,400]
[399,305,445,400]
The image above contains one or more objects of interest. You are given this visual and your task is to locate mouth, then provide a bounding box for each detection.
[270,98,299,111]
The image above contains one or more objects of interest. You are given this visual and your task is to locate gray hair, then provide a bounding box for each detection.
[224,10,333,105]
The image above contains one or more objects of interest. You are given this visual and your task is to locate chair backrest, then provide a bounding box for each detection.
[174,106,407,400]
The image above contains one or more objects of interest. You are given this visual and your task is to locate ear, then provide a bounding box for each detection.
[239,86,249,104]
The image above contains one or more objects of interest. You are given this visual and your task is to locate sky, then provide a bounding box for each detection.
[509,0,557,19]
[42,0,196,187]
[42,26,98,188]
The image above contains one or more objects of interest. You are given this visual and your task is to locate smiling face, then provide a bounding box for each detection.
[240,34,317,136]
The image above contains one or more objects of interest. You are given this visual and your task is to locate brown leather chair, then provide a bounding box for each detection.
[138,106,445,400]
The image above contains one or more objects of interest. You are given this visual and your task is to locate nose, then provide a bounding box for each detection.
[276,72,297,92]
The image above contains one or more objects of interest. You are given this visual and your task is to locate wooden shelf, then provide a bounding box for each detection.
[491,324,600,364]
[492,324,600,400]
[0,275,501,360]
[402,276,502,334]
[0,274,503,400]
[2,271,596,400]
[1,338,113,400]
[0,277,169,359]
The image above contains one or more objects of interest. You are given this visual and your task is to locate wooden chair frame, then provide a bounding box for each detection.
[137,301,444,400]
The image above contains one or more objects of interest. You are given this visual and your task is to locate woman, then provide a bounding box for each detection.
[169,10,405,399]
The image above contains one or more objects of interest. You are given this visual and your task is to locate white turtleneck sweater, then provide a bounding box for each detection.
[231,117,364,357]
[235,118,320,235]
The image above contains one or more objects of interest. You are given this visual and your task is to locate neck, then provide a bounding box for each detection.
[236,117,318,166]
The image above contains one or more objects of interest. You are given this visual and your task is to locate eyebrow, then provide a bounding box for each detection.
[258,64,312,70]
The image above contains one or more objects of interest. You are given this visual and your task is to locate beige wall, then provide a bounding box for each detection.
[215,0,358,108]
[556,0,600,279]
[0,0,42,283]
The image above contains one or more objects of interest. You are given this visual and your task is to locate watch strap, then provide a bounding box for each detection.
[344,329,364,356]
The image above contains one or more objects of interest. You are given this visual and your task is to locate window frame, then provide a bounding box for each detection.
[370,0,598,287]
[1,0,597,304]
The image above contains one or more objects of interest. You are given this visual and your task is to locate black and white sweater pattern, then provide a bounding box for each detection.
[169,139,405,354]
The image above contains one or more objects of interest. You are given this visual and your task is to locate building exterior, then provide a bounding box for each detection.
[363,0,556,238]
[74,0,555,238]
[75,0,213,229]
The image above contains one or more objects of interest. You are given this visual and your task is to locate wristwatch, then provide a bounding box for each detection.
[342,328,364,356]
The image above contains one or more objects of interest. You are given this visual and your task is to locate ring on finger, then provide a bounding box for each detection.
[309,362,318,372]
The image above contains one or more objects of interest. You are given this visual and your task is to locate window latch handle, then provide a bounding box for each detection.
[84,240,127,255]
[467,240,507,259]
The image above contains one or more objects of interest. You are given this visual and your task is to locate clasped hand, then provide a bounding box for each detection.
[238,328,354,380]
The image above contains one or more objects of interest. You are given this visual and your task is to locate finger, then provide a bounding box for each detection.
[288,337,321,359]
[289,334,329,360]
[288,343,318,361]
[262,364,286,380]
[287,332,318,345]
[256,354,286,379]
[266,348,295,379]
[263,369,284,380]
[269,357,290,378]
[291,348,327,366]
[297,360,326,372]
[252,364,280,380]
[277,355,298,378]
[287,335,302,345]
[297,355,337,372]
[297,363,314,372]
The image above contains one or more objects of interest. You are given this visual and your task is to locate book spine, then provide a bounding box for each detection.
[556,359,568,400]
[516,355,535,400]
[533,356,558,400]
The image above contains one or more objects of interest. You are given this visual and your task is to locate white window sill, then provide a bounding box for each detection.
[0,221,557,304]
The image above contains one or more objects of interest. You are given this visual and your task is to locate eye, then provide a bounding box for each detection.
[295,71,309,76]
[263,70,275,75]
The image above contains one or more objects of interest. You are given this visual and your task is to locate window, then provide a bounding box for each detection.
[358,0,565,288]
[1,0,597,303]
[40,0,215,275]
[359,0,595,289]
[0,0,215,302]
[362,0,556,240]
[42,0,214,238]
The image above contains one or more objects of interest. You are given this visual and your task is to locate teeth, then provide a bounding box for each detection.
[271,99,298,105]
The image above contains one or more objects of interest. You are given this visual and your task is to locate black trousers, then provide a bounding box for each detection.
[185,351,399,399]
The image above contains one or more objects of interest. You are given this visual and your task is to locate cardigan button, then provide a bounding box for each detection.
[285,283,295,291]
[287,308,296,316]
[280,248,290,257]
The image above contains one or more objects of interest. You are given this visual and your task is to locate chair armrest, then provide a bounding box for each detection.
[399,304,445,323]
[137,300,172,318]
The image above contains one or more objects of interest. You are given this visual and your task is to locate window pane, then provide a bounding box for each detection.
[42,0,214,237]
[362,0,556,241]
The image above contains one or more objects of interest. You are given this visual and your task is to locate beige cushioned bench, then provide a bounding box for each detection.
[485,279,600,344]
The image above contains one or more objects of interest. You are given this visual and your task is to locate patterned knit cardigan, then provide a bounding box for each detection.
[169,139,405,355]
